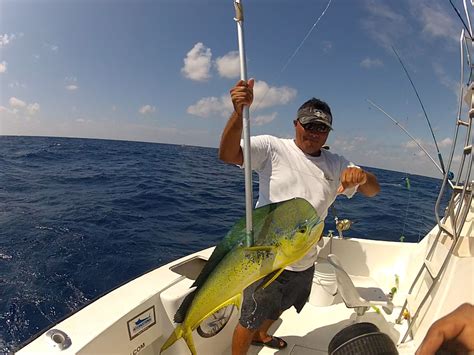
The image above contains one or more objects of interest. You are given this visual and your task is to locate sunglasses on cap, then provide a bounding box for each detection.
[298,120,331,133]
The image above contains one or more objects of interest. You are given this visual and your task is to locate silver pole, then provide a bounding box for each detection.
[234,0,253,246]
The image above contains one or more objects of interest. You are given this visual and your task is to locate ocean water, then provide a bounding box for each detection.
[0,136,449,353]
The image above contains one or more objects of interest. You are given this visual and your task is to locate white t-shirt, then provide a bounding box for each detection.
[241,135,357,271]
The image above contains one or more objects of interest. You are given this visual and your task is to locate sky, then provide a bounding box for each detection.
[0,0,472,178]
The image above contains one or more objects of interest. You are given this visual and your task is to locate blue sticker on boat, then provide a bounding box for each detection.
[127,306,156,340]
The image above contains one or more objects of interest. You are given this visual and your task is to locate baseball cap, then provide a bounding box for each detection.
[296,106,333,129]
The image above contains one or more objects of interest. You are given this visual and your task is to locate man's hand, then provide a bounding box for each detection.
[230,79,254,116]
[219,79,255,165]
[337,167,367,194]
[416,303,474,355]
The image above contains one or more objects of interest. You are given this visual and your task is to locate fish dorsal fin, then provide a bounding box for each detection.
[174,288,197,323]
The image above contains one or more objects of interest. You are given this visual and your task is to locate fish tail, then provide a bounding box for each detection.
[160,325,184,354]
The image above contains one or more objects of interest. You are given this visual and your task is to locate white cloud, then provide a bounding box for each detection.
[322,41,333,54]
[187,96,231,118]
[75,118,92,123]
[365,1,404,22]
[417,2,458,42]
[9,97,26,108]
[44,43,59,52]
[438,137,452,148]
[26,103,40,115]
[361,0,411,51]
[8,81,26,89]
[0,34,16,48]
[252,80,297,109]
[181,42,212,82]
[404,139,424,149]
[65,77,78,91]
[5,97,40,116]
[0,61,6,73]
[253,112,277,126]
[403,136,452,150]
[432,62,458,97]
[215,51,240,79]
[0,33,23,48]
[139,105,156,115]
[334,136,368,152]
[187,80,297,118]
[360,57,383,68]
[0,105,13,114]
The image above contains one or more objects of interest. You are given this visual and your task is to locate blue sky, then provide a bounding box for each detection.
[0,0,471,177]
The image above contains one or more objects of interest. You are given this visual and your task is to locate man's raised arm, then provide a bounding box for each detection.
[218,79,254,165]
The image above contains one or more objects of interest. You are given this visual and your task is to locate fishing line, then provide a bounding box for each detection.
[252,0,334,112]
[366,99,445,176]
[391,46,447,176]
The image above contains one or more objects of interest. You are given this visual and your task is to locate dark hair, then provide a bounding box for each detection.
[298,98,332,117]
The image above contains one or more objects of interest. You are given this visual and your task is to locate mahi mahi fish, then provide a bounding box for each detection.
[160,197,324,355]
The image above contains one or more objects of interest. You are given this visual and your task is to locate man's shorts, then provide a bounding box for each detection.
[239,265,315,330]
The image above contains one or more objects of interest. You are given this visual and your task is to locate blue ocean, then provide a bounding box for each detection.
[0,136,449,353]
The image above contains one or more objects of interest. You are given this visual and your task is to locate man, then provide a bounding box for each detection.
[219,79,380,355]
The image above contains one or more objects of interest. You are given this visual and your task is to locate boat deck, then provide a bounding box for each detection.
[219,286,415,355]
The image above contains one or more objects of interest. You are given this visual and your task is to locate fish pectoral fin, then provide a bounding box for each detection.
[260,268,285,289]
[195,294,242,329]
[243,246,276,259]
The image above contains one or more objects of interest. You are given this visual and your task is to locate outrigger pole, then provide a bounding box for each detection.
[234,0,254,247]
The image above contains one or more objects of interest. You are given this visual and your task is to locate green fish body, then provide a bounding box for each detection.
[160,198,324,355]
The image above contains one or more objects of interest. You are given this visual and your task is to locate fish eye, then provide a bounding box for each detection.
[298,226,307,233]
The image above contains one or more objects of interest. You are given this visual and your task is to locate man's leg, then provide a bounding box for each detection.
[252,318,279,343]
[232,319,284,355]
[232,323,256,355]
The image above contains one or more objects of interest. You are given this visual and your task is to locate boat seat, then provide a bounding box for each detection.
[327,254,393,316]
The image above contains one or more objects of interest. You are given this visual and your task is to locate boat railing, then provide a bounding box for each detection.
[397,2,473,343]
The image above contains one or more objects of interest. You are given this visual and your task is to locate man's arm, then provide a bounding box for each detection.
[337,167,380,197]
[218,79,254,165]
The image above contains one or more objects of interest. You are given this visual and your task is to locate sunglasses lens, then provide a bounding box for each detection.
[301,122,329,133]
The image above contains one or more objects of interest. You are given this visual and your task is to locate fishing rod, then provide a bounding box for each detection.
[366,99,445,176]
[391,46,448,176]
[233,0,253,247]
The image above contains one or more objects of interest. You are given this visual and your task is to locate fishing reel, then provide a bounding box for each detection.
[335,217,353,238]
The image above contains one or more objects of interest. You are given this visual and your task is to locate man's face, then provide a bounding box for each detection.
[294,119,330,156]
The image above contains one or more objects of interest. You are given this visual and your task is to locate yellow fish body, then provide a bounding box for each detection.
[160,198,324,355]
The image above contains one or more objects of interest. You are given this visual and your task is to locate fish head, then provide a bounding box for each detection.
[278,211,323,260]
[257,198,324,262]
